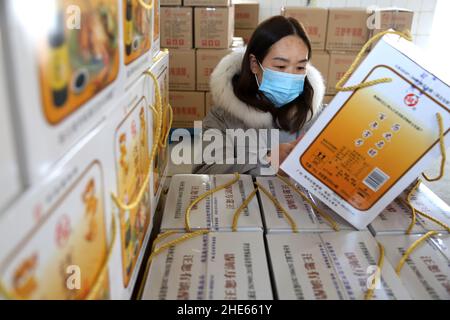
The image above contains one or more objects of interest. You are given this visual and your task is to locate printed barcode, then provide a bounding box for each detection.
[363,168,390,192]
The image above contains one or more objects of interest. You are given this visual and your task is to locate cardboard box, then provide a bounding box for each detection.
[327,52,358,95]
[431,234,450,261]
[170,91,205,128]
[195,7,234,49]
[0,41,22,212]
[161,174,263,231]
[266,231,411,300]
[377,234,450,299]
[256,177,355,233]
[196,48,231,91]
[369,183,450,235]
[282,7,329,51]
[371,8,414,35]
[184,0,231,6]
[326,8,369,51]
[152,0,161,57]
[168,48,196,91]
[234,1,259,29]
[1,1,122,185]
[205,92,214,114]
[161,0,182,5]
[148,51,171,206]
[311,51,330,83]
[123,0,153,84]
[282,34,450,230]
[234,28,254,44]
[141,232,273,300]
[161,7,193,48]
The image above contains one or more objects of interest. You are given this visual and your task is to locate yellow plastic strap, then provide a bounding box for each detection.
[185,173,241,233]
[137,0,154,10]
[159,103,173,149]
[405,179,422,235]
[0,215,117,300]
[365,242,385,300]
[232,188,258,232]
[396,231,439,275]
[255,182,298,233]
[110,71,163,212]
[335,30,413,92]
[276,174,340,231]
[399,198,450,233]
[422,113,446,182]
[136,230,209,300]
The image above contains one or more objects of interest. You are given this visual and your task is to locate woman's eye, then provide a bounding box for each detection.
[297,66,306,70]
[276,66,286,69]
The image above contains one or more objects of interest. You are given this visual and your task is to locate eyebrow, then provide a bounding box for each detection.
[272,57,309,63]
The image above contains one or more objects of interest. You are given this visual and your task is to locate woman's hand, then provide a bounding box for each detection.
[278,135,304,176]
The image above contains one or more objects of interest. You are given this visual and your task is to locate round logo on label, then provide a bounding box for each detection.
[404,93,419,107]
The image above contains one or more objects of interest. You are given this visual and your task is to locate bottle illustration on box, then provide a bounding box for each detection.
[39,0,120,125]
[114,101,151,287]
[0,163,111,299]
[123,0,152,65]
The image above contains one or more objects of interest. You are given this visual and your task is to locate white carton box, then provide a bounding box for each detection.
[141,232,273,300]
[152,0,161,58]
[1,1,123,185]
[149,51,170,208]
[256,177,355,233]
[399,183,450,233]
[281,33,450,230]
[0,73,158,300]
[122,0,154,88]
[266,233,347,300]
[0,29,22,212]
[266,231,411,300]
[320,231,411,300]
[377,234,450,299]
[106,74,156,297]
[431,234,450,261]
[161,175,263,232]
[0,124,116,300]
[369,198,427,235]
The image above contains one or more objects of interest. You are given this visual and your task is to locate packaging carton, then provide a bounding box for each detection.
[282,34,450,230]
[234,1,259,29]
[161,7,193,48]
[195,7,234,49]
[326,52,358,95]
[169,48,196,91]
[161,174,263,231]
[326,8,369,51]
[196,48,231,91]
[184,0,231,6]
[141,232,273,300]
[170,91,205,128]
[282,7,329,50]
[311,51,330,83]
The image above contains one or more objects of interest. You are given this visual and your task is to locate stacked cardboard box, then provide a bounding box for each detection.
[161,0,236,128]
[234,0,259,44]
[283,7,413,105]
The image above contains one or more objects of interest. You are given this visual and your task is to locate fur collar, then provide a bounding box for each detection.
[209,49,326,129]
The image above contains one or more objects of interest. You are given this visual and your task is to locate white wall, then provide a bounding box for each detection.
[253,0,437,47]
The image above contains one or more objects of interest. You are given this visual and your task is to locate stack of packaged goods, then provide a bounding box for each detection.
[282,6,414,106]
[161,0,243,128]
[0,0,172,299]
[233,0,259,45]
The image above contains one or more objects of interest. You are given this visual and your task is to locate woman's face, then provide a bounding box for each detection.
[250,35,309,85]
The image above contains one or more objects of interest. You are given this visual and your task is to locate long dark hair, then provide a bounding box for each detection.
[232,16,314,133]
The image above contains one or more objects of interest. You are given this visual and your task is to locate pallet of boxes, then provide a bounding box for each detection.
[161,0,247,129]
[282,6,415,106]
[0,0,172,299]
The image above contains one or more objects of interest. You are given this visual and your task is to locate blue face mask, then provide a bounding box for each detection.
[256,61,306,108]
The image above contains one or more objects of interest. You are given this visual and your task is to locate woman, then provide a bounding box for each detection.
[193,16,325,175]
